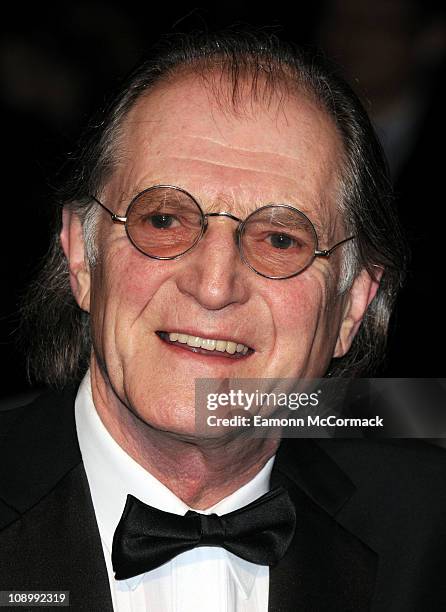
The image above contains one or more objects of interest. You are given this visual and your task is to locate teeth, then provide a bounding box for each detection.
[201,338,216,351]
[226,341,237,355]
[215,340,226,352]
[167,332,250,355]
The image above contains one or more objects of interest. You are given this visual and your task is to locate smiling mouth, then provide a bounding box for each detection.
[156,331,253,358]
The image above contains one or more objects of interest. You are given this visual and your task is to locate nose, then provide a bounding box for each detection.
[175,217,250,310]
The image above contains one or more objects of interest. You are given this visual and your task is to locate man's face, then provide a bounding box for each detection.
[66,75,371,436]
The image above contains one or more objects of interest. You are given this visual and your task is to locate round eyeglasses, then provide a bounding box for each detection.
[91,185,355,280]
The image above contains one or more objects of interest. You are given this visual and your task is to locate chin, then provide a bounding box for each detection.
[128,395,196,432]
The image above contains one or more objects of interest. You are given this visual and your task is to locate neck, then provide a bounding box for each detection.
[90,362,280,510]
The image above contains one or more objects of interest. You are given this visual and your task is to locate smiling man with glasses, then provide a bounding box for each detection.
[1,29,446,612]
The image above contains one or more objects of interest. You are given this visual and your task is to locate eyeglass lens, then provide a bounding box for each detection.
[126,187,203,258]
[125,187,318,278]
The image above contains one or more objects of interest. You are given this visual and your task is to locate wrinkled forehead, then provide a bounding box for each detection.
[106,71,345,235]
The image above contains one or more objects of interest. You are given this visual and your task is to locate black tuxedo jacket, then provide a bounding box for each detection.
[1,388,446,611]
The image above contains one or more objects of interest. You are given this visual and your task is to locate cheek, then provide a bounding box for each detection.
[273,280,324,343]
[93,247,169,311]
[274,271,326,320]
[88,248,173,358]
[266,273,342,375]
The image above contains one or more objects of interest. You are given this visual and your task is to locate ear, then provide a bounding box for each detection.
[60,208,91,312]
[334,267,383,358]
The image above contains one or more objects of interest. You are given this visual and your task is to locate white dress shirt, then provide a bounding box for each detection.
[75,372,274,612]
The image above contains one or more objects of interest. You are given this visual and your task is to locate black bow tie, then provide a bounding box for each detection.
[112,487,296,580]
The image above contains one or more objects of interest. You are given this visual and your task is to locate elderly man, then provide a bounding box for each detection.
[1,31,445,611]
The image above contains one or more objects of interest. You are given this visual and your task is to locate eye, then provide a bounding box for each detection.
[267,233,298,249]
[148,214,179,229]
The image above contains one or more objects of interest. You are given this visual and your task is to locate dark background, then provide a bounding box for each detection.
[1,1,445,401]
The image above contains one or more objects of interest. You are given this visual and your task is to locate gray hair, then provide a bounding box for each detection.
[20,29,408,388]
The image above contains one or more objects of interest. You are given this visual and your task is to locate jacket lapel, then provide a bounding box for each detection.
[268,440,377,611]
[0,389,113,611]
[0,464,113,611]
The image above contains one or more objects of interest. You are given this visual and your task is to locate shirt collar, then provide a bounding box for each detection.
[75,371,275,598]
